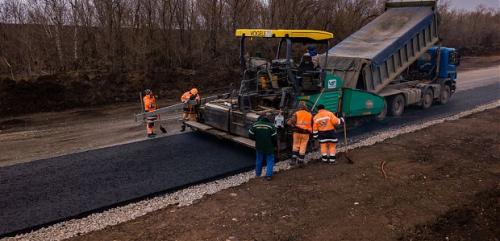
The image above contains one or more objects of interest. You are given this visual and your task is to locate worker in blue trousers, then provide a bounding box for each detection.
[248,115,277,181]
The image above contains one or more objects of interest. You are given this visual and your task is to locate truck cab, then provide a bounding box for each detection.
[414,47,459,86]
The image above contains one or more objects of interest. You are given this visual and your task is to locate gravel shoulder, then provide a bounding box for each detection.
[69,107,500,241]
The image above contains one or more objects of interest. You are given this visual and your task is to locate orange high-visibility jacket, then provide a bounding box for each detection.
[181,91,201,102]
[181,91,201,113]
[313,109,340,133]
[143,95,157,112]
[292,110,313,133]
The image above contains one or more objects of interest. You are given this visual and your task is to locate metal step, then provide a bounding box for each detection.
[185,121,255,148]
[184,121,213,131]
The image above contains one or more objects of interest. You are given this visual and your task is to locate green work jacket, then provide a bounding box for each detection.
[248,119,277,154]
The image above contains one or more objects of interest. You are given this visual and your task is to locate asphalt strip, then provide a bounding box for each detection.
[3,99,499,241]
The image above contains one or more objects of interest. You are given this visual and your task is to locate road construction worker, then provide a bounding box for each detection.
[180,87,201,132]
[306,45,320,68]
[313,104,344,164]
[143,89,158,138]
[287,101,312,166]
[248,115,277,181]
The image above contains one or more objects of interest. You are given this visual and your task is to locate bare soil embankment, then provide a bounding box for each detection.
[458,55,500,71]
[0,65,238,117]
[68,108,500,241]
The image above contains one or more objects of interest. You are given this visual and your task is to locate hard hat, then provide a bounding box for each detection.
[190,88,198,95]
[145,89,152,95]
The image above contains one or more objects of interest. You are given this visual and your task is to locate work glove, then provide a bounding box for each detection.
[339,117,345,125]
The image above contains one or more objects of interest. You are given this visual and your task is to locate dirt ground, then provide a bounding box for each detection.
[67,108,500,241]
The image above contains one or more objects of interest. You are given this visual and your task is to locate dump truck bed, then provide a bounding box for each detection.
[323,3,439,94]
[327,7,434,65]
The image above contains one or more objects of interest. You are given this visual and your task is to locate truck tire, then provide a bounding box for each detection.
[388,94,405,117]
[437,85,451,105]
[421,88,433,109]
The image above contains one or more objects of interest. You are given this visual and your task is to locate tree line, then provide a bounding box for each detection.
[0,0,384,79]
[1,0,498,79]
[0,0,498,115]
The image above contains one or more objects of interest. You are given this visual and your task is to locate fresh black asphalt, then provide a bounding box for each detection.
[0,133,255,236]
[0,83,498,237]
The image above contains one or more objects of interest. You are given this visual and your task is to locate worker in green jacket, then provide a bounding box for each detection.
[248,116,277,181]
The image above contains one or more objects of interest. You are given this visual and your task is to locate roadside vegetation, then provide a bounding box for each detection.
[0,0,498,116]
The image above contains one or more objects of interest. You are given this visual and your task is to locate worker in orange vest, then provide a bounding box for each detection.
[287,101,313,166]
[180,88,201,132]
[143,89,158,138]
[312,104,344,164]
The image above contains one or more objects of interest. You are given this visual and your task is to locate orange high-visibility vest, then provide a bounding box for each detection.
[181,91,200,113]
[293,110,313,133]
[313,109,340,133]
[181,91,200,102]
[143,95,157,112]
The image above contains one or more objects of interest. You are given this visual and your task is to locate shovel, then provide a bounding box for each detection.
[159,123,167,134]
[342,120,354,164]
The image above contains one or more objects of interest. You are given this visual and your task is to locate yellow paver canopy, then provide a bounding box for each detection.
[235,29,334,41]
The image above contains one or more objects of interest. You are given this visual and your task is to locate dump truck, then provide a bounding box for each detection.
[321,0,459,118]
[183,0,459,148]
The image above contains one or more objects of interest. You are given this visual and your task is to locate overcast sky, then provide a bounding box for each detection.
[448,0,499,9]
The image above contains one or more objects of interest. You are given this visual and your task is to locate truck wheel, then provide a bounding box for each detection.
[375,99,388,121]
[437,85,451,105]
[421,88,433,109]
[388,94,405,117]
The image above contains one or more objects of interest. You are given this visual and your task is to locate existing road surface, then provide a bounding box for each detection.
[0,64,498,237]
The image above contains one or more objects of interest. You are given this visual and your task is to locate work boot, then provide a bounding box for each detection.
[321,155,328,163]
[180,125,186,132]
[265,176,272,181]
[147,133,156,138]
[298,159,305,167]
[329,156,336,165]
[290,157,298,166]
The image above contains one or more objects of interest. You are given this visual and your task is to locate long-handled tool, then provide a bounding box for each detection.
[342,120,354,164]
[158,120,167,134]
